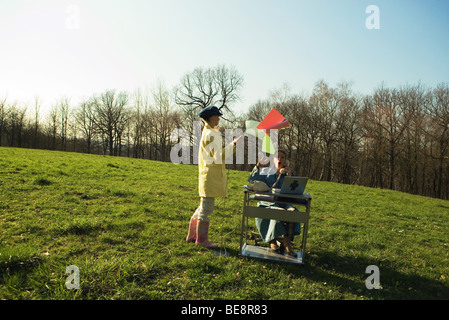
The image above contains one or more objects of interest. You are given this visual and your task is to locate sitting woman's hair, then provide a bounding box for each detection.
[276,148,288,158]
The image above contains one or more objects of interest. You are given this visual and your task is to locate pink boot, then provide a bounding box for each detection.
[195,220,218,248]
[186,215,198,242]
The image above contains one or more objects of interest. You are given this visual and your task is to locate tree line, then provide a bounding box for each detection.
[245,80,449,200]
[1,65,448,200]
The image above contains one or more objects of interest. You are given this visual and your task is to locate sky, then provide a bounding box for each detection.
[0,0,448,118]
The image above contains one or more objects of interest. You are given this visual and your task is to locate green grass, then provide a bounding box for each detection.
[0,146,448,300]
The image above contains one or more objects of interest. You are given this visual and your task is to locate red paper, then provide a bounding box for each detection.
[257,108,291,133]
[263,119,291,131]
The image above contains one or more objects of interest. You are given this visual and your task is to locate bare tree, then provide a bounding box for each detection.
[214,65,244,112]
[174,64,244,117]
[309,80,339,181]
[246,99,271,122]
[59,97,70,151]
[363,85,407,189]
[92,90,129,156]
[130,89,148,159]
[47,105,59,150]
[114,105,131,157]
[32,96,41,149]
[425,83,449,198]
[4,102,28,148]
[153,80,178,161]
[75,98,96,153]
[0,95,8,146]
[398,83,427,194]
[334,82,363,184]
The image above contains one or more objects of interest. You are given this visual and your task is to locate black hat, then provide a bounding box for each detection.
[198,106,223,120]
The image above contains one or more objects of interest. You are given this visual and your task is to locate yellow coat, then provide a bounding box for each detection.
[198,124,235,198]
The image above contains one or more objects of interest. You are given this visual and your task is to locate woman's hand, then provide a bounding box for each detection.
[257,154,270,168]
[233,135,243,145]
[279,166,292,176]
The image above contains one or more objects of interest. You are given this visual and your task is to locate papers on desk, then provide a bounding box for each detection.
[243,185,311,205]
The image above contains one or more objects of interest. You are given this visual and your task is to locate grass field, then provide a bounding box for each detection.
[0,146,448,300]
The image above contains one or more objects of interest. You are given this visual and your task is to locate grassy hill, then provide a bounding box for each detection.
[0,146,448,300]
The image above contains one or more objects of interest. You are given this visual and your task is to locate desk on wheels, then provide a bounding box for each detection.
[239,188,312,265]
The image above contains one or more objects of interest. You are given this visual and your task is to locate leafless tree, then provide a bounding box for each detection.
[309,80,339,181]
[130,88,150,159]
[174,64,244,118]
[363,85,407,189]
[397,83,427,195]
[59,97,70,151]
[47,104,59,150]
[153,80,180,162]
[75,98,96,153]
[334,82,363,184]
[425,83,449,198]
[4,103,28,148]
[0,95,8,146]
[32,96,41,149]
[91,90,129,156]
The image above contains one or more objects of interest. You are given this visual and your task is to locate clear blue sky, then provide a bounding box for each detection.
[1,0,448,117]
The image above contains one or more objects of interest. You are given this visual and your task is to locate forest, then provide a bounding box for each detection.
[1,65,448,200]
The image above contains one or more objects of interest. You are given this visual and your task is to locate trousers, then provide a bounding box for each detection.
[193,197,215,222]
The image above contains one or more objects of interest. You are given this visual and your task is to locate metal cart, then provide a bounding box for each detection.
[239,187,311,265]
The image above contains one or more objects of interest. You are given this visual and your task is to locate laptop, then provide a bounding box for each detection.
[278,176,308,195]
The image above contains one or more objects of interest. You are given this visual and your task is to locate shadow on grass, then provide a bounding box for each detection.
[0,254,43,285]
[305,249,449,299]
[223,244,448,299]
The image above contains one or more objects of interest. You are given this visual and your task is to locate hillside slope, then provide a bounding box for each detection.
[0,147,448,299]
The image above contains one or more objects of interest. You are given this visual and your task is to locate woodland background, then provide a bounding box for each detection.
[1,65,448,200]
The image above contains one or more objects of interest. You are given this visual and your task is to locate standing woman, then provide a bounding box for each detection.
[186,106,236,248]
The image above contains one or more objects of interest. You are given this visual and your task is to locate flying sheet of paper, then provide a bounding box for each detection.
[245,120,275,153]
[261,119,291,132]
[246,108,291,154]
[245,120,265,139]
[258,108,291,153]
[261,134,276,154]
[256,108,291,133]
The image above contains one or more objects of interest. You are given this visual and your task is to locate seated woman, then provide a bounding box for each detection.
[248,148,301,257]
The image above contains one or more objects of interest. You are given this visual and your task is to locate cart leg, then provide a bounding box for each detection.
[300,202,311,263]
[239,193,248,254]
